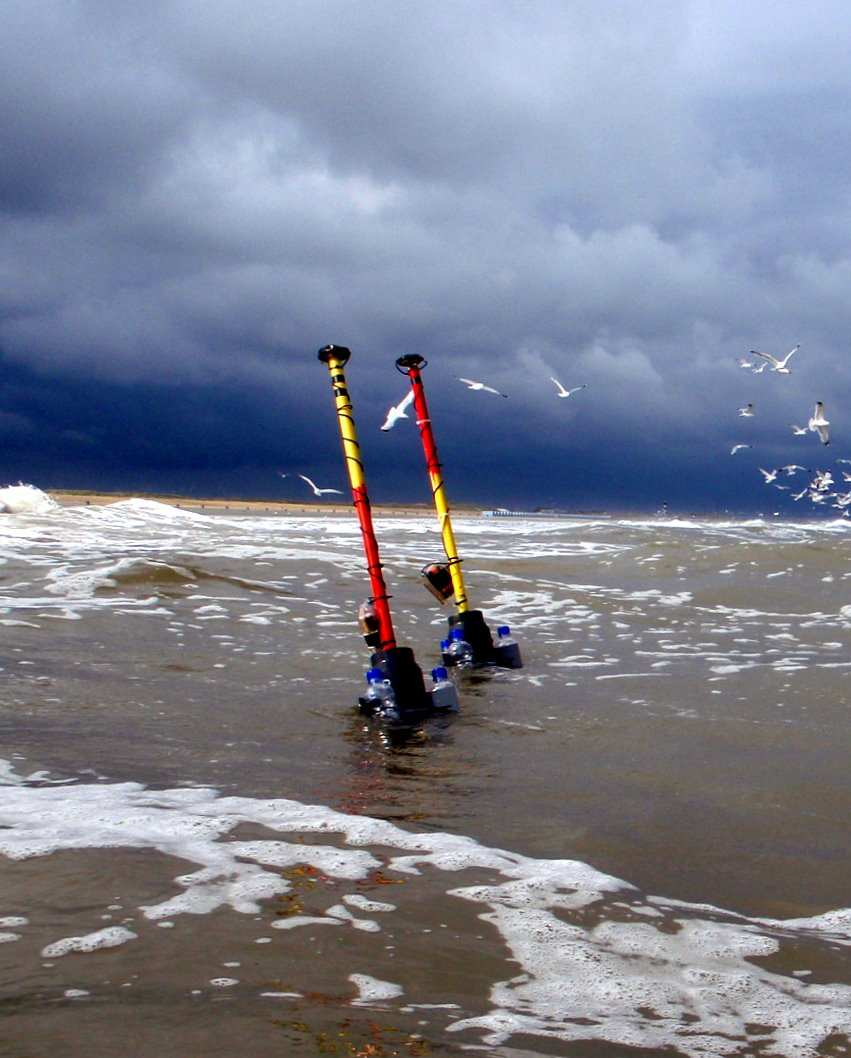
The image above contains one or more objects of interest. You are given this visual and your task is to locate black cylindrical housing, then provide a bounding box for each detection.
[447,609,495,664]
[317,344,352,365]
[370,646,431,718]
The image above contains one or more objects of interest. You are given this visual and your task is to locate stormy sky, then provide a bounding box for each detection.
[3,1,851,512]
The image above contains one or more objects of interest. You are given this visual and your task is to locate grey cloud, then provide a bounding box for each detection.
[3,1,851,506]
[1,4,194,215]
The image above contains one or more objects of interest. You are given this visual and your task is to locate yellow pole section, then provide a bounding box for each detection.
[322,355,366,490]
[431,462,469,613]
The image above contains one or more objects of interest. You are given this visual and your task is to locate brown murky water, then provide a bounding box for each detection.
[2,499,851,1056]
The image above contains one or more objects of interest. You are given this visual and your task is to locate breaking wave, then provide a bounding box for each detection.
[0,483,59,515]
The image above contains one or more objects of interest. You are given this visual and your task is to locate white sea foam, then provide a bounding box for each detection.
[0,503,845,666]
[0,484,59,515]
[80,498,212,525]
[1,760,850,1056]
[271,915,341,930]
[41,926,137,958]
[343,894,396,913]
[349,973,404,1005]
[0,762,72,786]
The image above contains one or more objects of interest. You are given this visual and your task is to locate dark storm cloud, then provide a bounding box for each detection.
[3,0,851,508]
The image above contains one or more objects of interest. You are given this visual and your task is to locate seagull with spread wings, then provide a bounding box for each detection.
[550,378,587,399]
[457,377,508,398]
[380,390,415,431]
[750,344,799,374]
[298,474,343,497]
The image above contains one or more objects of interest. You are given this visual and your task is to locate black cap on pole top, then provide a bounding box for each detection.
[318,344,352,365]
[396,353,427,373]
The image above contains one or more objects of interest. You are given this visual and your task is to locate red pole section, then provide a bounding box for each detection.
[406,367,439,473]
[318,345,397,652]
[354,481,397,652]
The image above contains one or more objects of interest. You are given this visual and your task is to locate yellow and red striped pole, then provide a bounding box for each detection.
[395,354,469,612]
[318,345,431,720]
[395,354,499,664]
[318,344,396,652]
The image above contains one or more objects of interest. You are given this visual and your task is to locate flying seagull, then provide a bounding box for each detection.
[781,464,808,476]
[750,344,800,374]
[298,474,343,497]
[758,467,778,483]
[550,378,587,399]
[812,469,833,491]
[737,357,756,370]
[808,401,830,445]
[738,403,755,417]
[790,424,808,436]
[380,390,415,431]
[730,444,752,455]
[457,377,508,398]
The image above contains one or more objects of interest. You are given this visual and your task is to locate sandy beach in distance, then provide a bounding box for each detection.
[47,489,452,517]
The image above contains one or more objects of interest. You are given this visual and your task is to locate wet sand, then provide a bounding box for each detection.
[3,505,851,1056]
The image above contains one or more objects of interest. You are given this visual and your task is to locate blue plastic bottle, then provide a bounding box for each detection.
[430,666,459,711]
[365,668,400,720]
[447,627,473,668]
[494,625,523,668]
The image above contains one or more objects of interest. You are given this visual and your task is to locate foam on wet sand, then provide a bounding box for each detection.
[1,761,850,1057]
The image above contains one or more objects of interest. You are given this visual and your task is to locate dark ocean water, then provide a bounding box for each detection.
[2,492,851,1056]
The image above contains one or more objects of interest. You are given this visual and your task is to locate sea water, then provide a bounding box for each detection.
[1,491,851,1056]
